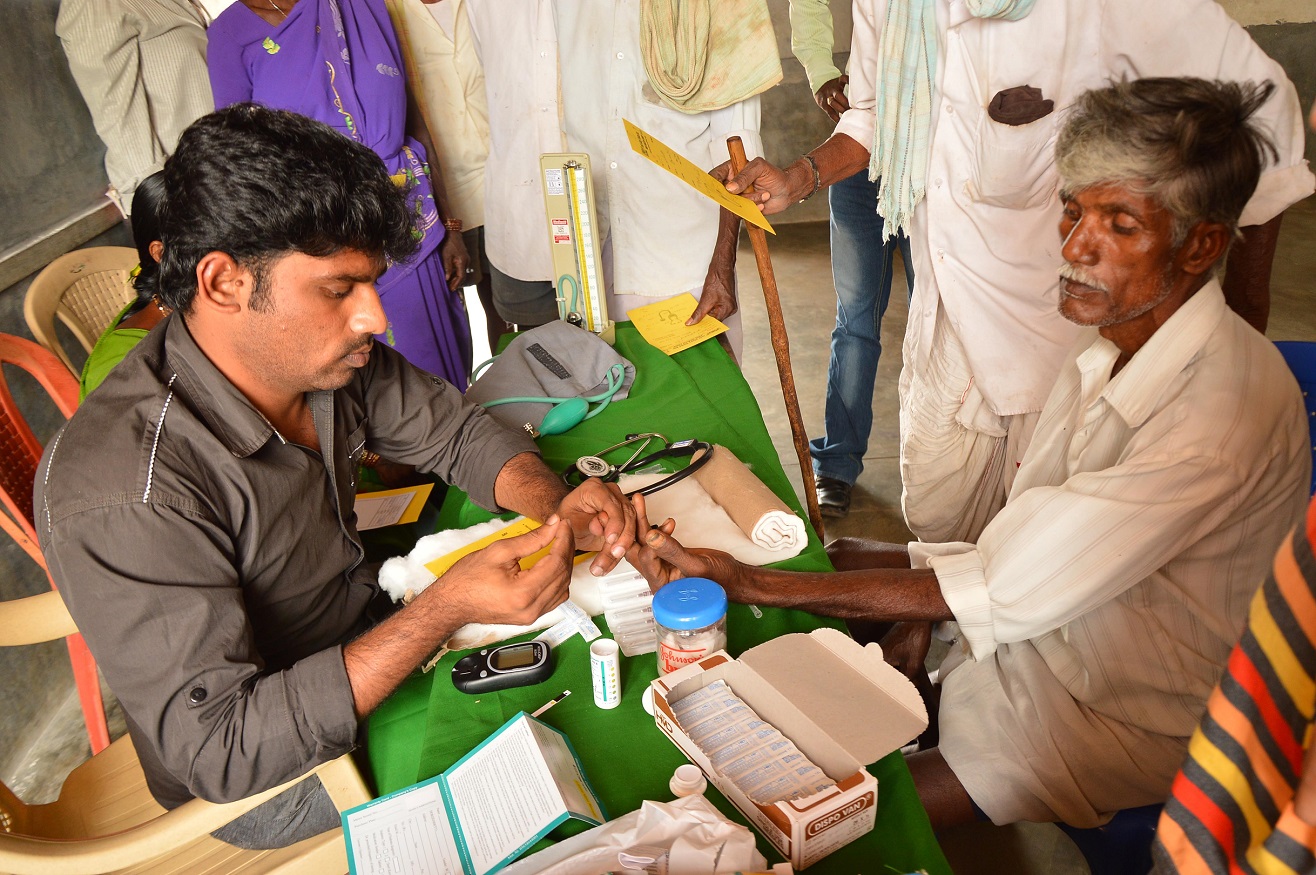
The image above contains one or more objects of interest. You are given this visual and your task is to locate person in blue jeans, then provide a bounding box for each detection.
[810,168,912,516]
[789,0,915,517]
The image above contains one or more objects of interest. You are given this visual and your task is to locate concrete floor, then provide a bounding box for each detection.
[11,198,1316,872]
[734,197,1316,874]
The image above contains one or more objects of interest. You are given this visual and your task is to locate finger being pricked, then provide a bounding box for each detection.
[626,493,683,592]
[630,492,676,539]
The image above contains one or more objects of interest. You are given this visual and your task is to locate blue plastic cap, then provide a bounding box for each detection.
[652,577,728,629]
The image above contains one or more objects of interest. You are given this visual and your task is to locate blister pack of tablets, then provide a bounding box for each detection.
[671,680,834,805]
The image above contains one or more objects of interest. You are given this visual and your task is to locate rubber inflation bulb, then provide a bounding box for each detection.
[539,397,590,435]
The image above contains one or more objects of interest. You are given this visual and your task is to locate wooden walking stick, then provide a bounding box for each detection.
[725,136,825,539]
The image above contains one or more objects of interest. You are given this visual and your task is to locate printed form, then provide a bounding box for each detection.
[445,717,568,873]
[345,781,463,875]
[343,713,603,875]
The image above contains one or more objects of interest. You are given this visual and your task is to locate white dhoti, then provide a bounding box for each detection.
[936,641,1189,827]
[899,305,1038,543]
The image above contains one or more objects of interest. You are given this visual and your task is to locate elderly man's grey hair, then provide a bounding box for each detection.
[1055,77,1278,247]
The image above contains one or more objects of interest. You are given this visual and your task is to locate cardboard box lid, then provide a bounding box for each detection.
[737,628,928,765]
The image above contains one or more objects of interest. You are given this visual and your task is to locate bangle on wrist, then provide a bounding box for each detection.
[443,218,463,232]
[798,154,821,203]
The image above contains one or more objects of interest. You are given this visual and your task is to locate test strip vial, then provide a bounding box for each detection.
[590,638,621,709]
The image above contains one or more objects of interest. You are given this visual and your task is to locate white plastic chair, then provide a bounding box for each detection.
[23,248,138,376]
[0,590,371,875]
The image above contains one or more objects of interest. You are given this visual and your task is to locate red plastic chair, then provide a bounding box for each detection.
[0,333,110,754]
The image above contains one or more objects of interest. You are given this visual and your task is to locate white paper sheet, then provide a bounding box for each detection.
[446,718,566,874]
[345,781,464,875]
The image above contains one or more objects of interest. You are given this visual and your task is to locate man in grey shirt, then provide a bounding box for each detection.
[35,104,636,848]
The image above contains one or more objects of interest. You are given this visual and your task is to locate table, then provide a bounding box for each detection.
[367,324,951,874]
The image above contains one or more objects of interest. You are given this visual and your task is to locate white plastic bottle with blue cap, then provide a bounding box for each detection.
[652,577,728,675]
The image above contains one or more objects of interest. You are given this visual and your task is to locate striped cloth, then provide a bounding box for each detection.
[1154,497,1316,874]
[56,0,213,213]
[869,0,1036,242]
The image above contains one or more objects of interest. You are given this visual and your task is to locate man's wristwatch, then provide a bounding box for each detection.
[799,154,822,203]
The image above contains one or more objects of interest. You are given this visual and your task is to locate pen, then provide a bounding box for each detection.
[532,690,571,717]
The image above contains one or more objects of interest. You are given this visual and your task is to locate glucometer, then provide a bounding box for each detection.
[452,640,555,694]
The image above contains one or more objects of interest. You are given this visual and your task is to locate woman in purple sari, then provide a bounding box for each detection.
[208,0,472,389]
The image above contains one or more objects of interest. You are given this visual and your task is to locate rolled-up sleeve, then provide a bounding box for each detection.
[707,95,764,166]
[43,501,360,804]
[832,0,880,150]
[921,451,1250,661]
[360,345,539,511]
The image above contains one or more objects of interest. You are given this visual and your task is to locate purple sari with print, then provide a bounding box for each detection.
[208,0,471,388]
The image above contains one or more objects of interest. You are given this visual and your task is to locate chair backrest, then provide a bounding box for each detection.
[0,334,79,565]
[1275,341,1316,497]
[24,247,138,375]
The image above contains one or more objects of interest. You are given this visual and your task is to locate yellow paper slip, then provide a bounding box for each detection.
[628,293,728,356]
[624,119,774,234]
[424,518,594,578]
[353,483,434,531]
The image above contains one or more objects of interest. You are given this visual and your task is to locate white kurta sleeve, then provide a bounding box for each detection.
[929,448,1253,661]
[832,0,881,151]
[706,95,763,166]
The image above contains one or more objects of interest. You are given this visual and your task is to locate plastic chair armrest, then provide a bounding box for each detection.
[0,755,362,875]
[0,591,77,646]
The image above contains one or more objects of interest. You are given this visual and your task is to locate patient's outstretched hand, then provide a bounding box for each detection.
[627,492,743,594]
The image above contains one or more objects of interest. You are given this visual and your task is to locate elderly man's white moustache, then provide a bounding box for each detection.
[1058,262,1110,293]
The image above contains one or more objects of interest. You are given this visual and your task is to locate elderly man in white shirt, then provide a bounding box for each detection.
[464,0,766,352]
[718,0,1313,544]
[630,77,1311,829]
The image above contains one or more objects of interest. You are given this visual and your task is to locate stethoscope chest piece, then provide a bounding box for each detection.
[574,455,615,479]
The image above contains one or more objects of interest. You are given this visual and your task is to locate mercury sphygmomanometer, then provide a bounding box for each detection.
[477,362,626,436]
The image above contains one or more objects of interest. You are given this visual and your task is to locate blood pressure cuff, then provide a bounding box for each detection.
[466,321,635,432]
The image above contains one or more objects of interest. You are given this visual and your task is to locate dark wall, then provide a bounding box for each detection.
[0,0,110,254]
[1249,21,1316,166]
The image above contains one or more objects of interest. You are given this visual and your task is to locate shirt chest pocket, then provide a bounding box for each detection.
[967,111,1060,210]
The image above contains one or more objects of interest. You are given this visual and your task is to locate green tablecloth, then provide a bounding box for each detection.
[366,324,950,874]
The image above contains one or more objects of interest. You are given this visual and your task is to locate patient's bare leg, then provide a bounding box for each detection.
[906,747,978,831]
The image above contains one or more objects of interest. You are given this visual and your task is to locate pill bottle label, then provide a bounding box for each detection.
[659,641,713,674]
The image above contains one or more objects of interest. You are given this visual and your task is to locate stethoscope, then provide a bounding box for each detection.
[562,433,713,496]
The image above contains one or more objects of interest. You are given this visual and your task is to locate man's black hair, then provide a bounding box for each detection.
[148,103,418,312]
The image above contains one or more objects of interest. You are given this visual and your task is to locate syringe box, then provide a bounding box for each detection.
[650,628,927,869]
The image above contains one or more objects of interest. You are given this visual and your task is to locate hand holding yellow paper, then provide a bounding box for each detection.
[624,119,774,234]
[628,293,728,356]
[424,517,593,579]
[424,518,545,577]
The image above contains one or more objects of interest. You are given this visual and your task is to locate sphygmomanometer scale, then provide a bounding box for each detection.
[540,153,614,343]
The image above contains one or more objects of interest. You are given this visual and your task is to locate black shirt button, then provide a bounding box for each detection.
[188,687,207,704]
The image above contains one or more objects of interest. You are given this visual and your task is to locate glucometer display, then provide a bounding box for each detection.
[491,644,537,670]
